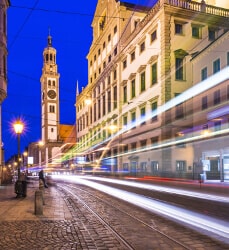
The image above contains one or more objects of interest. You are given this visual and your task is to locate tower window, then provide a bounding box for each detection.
[49,105,55,113]
[46,54,49,62]
[50,54,53,61]
[48,80,51,86]
[52,81,55,86]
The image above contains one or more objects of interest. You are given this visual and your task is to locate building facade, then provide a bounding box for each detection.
[0,0,10,184]
[76,0,229,179]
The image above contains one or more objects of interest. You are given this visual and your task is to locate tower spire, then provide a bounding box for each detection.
[48,28,52,47]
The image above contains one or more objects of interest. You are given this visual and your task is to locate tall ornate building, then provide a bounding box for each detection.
[0,0,10,184]
[40,35,63,167]
[76,0,229,179]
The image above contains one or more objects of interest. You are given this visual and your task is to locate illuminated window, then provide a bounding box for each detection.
[151,161,159,172]
[140,162,147,172]
[176,161,186,171]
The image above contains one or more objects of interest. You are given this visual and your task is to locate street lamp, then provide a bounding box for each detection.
[13,119,24,179]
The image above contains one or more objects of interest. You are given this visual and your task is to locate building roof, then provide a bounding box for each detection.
[59,124,76,143]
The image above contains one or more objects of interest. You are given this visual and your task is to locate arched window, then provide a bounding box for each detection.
[46,54,49,62]
[50,54,53,61]
[48,80,51,86]
[52,81,55,86]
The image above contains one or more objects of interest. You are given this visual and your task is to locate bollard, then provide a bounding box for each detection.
[35,190,43,215]
[39,179,45,205]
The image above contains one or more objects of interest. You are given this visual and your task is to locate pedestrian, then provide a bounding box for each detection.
[39,170,48,188]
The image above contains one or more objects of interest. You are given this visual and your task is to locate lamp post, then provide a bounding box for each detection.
[38,140,44,168]
[13,119,24,179]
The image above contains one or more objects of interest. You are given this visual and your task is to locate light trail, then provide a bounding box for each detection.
[78,176,229,203]
[53,175,229,240]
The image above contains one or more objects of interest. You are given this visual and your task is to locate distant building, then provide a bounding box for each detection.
[76,0,229,180]
[0,0,10,184]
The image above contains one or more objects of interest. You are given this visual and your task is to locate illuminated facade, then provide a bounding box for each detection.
[76,0,229,179]
[0,0,10,184]
[40,35,63,167]
[191,31,229,181]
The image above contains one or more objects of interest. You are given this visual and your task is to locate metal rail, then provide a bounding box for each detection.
[59,183,192,250]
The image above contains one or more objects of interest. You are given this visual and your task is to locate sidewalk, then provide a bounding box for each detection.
[0,180,79,250]
[0,180,72,221]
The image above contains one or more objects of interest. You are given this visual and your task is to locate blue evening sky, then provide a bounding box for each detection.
[3,0,156,161]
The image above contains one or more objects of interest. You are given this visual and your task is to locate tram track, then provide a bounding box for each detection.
[57,182,197,250]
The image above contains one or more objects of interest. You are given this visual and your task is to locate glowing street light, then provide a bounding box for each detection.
[13,119,24,179]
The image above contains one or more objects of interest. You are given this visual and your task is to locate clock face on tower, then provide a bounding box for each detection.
[47,90,56,99]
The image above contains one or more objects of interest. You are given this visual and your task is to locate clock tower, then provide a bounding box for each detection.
[40,34,61,166]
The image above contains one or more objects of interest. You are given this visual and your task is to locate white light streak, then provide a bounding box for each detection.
[53,175,229,239]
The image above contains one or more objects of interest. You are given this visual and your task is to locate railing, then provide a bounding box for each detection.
[164,0,229,17]
[121,0,229,50]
